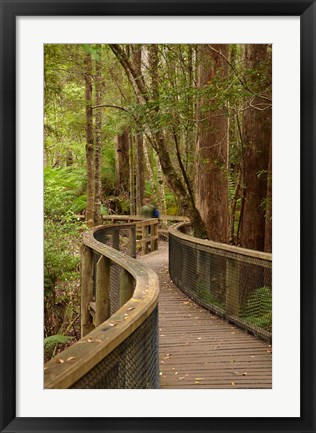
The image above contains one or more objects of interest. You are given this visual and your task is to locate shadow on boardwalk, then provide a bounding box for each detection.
[140,241,272,389]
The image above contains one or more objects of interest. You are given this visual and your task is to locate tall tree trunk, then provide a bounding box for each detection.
[239,44,272,251]
[115,127,130,194]
[195,44,229,243]
[143,137,156,190]
[131,45,145,214]
[264,137,272,253]
[84,51,95,227]
[135,131,144,214]
[94,46,103,226]
[129,132,136,215]
[156,153,167,214]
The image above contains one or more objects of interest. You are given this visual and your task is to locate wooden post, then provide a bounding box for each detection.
[81,244,95,337]
[112,227,120,250]
[150,220,158,252]
[95,256,111,327]
[226,258,240,317]
[141,225,148,255]
[119,269,135,307]
[128,226,136,258]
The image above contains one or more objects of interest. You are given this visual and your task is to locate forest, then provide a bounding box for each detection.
[44,44,272,359]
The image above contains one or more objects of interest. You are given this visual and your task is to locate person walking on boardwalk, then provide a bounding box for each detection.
[141,197,155,218]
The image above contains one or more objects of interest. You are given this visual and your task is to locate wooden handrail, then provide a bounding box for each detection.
[44,225,159,389]
[169,222,272,263]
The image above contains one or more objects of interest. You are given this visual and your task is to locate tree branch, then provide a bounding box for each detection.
[207,45,272,104]
[91,104,129,113]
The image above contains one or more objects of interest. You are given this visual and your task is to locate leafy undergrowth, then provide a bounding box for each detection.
[239,286,272,332]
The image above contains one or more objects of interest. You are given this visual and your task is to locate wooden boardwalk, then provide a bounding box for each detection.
[140,242,272,389]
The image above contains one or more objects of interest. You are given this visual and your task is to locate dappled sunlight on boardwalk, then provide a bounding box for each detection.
[140,242,272,389]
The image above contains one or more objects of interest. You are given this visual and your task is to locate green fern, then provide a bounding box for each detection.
[44,334,72,360]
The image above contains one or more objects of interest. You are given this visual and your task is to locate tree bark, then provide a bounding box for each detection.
[135,131,144,214]
[84,51,95,227]
[156,154,167,215]
[195,44,229,243]
[239,44,272,251]
[115,127,130,194]
[264,137,272,253]
[129,132,136,215]
[94,46,103,225]
[132,44,145,214]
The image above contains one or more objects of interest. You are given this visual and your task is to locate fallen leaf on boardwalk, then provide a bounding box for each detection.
[175,372,178,375]
[195,378,204,380]
[231,360,235,363]
[179,377,185,380]
[231,382,236,386]
[250,355,255,358]
[67,357,76,362]
[267,349,272,353]
[161,360,165,364]
[95,339,102,343]
[242,372,248,376]
[159,372,162,376]
[197,337,202,340]
[108,323,117,327]
[44,367,48,371]
[127,307,135,311]
[195,381,200,384]
[87,338,94,343]
[160,334,166,337]
[56,358,64,364]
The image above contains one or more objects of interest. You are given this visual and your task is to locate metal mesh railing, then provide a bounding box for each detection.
[169,223,272,341]
[44,223,159,389]
[71,307,159,389]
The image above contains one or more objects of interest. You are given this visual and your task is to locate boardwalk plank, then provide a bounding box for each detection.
[140,242,272,389]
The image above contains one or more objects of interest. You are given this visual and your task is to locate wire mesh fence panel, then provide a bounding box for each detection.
[71,307,159,389]
[169,230,272,341]
[45,222,159,389]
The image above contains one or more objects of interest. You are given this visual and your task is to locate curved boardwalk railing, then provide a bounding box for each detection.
[169,223,272,342]
[44,223,159,389]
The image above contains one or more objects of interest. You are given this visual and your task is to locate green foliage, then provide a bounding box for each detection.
[196,279,225,309]
[44,166,87,219]
[240,286,272,331]
[82,44,101,61]
[44,334,73,360]
[44,219,80,287]
[70,195,87,214]
[164,188,178,215]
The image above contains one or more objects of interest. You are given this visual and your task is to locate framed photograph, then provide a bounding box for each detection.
[0,0,314,432]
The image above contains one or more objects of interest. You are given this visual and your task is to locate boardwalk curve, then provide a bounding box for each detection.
[140,242,272,389]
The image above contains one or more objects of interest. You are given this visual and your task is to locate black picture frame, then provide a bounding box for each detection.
[0,1,315,432]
